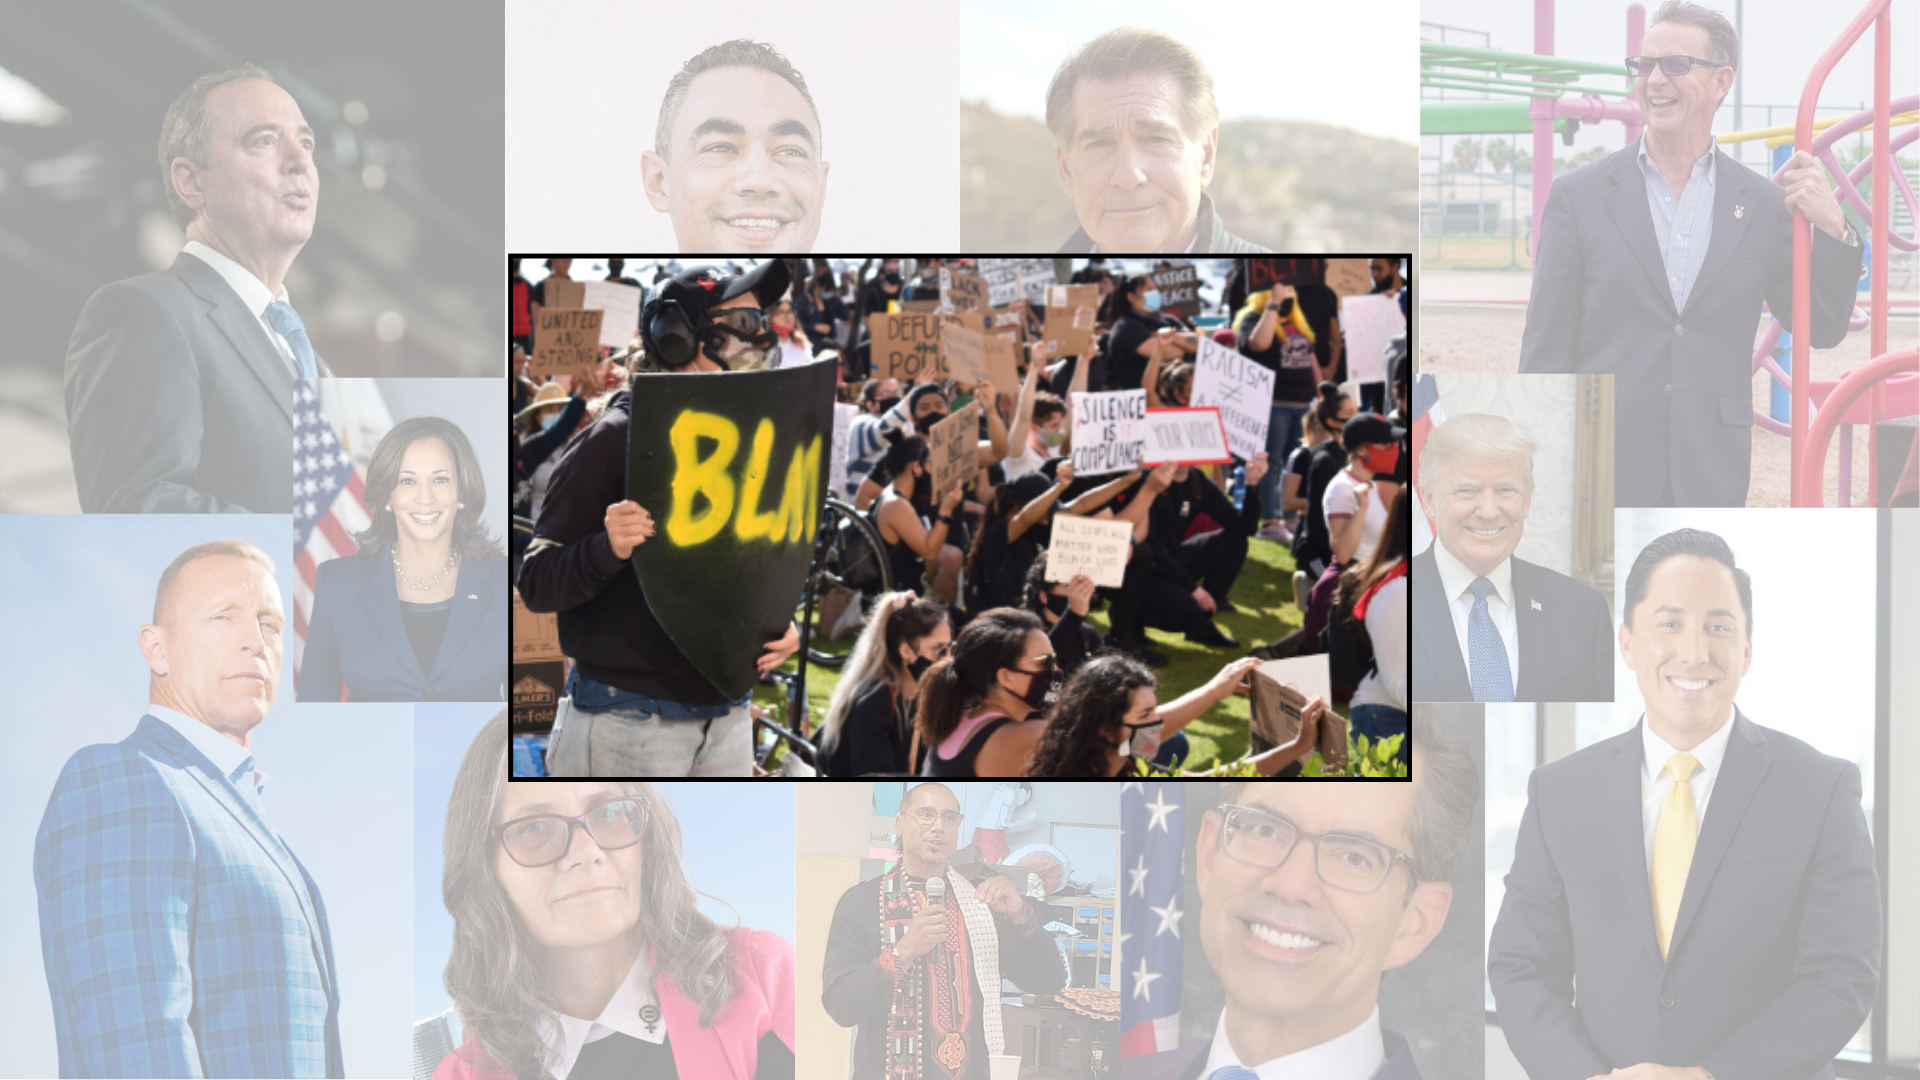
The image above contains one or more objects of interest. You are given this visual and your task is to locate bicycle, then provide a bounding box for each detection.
[793,496,892,669]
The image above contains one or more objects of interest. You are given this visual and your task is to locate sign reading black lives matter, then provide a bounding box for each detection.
[626,362,837,700]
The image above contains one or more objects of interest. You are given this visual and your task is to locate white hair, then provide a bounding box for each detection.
[1417,412,1537,499]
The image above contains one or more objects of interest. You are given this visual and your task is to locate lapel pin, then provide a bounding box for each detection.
[468,594,478,599]
[1734,205,1744,219]
[1532,599,1543,611]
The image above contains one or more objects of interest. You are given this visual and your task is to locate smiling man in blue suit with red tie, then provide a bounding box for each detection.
[34,540,343,1079]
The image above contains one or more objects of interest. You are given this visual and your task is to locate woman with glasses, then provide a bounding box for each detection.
[433,713,795,1080]
[913,609,1059,777]
[1027,654,1343,776]
[818,591,953,776]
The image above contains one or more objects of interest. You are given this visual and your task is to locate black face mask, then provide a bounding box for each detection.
[884,271,901,285]
[1013,664,1062,711]
[906,654,936,681]
[1044,594,1070,618]
[875,395,903,413]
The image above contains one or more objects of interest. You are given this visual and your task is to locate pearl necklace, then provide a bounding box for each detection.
[394,548,458,591]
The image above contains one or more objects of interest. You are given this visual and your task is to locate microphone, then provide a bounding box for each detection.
[924,875,947,966]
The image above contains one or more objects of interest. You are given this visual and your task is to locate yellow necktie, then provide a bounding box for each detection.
[1651,752,1701,959]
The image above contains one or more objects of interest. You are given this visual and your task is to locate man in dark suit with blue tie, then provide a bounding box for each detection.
[1411,411,1614,703]
[1518,2,1861,507]
[65,64,331,515]
[1488,528,1879,1080]
[1122,722,1480,1080]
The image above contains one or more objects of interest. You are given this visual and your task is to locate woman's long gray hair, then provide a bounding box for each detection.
[441,711,734,1080]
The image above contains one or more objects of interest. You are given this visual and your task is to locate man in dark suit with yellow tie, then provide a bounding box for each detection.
[1488,528,1879,1080]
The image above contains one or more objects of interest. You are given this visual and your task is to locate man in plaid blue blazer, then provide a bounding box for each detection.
[34,540,343,1079]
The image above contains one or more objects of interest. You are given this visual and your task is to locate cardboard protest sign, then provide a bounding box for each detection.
[1044,513,1133,589]
[581,280,643,349]
[1190,336,1275,461]
[1246,258,1325,293]
[1069,388,1146,476]
[1039,283,1100,359]
[1150,264,1201,319]
[900,299,942,314]
[868,311,946,383]
[982,332,1023,394]
[986,305,1027,347]
[941,268,988,312]
[940,318,992,386]
[532,307,604,376]
[828,401,858,498]
[978,258,1056,307]
[924,400,979,502]
[1325,259,1374,300]
[626,361,837,700]
[1140,407,1233,466]
[1340,293,1407,384]
[540,277,584,312]
[1251,653,1330,750]
[512,589,564,662]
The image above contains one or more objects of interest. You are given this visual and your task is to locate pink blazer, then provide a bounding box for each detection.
[435,927,796,1080]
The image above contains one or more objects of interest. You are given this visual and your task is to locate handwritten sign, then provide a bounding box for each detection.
[869,311,946,383]
[1247,258,1324,293]
[1140,407,1233,466]
[987,305,1027,346]
[1040,283,1101,359]
[1190,336,1274,461]
[925,400,978,500]
[1044,513,1133,589]
[941,318,991,385]
[1325,259,1374,300]
[532,307,604,376]
[828,401,858,498]
[1150,264,1201,319]
[1251,653,1330,750]
[581,280,642,349]
[979,258,1056,307]
[1340,293,1407,384]
[942,268,988,312]
[1070,388,1146,477]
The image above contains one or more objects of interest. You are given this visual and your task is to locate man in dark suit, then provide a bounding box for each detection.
[65,64,330,514]
[1123,726,1480,1080]
[1518,2,1861,507]
[1412,412,1613,702]
[1488,527,1879,1080]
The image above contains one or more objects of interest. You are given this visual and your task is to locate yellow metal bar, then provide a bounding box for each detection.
[1718,109,1917,144]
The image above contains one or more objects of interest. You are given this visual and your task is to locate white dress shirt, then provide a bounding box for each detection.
[181,240,302,377]
[1204,1004,1384,1080]
[537,945,665,1080]
[145,703,268,802]
[1430,539,1521,686]
[1639,710,1735,871]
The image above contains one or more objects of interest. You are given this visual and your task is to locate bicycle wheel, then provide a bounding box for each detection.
[797,498,892,668]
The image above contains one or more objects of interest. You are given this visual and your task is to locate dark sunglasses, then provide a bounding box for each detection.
[1626,54,1723,77]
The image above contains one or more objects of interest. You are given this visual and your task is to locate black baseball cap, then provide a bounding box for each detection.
[649,260,791,322]
[1341,412,1407,450]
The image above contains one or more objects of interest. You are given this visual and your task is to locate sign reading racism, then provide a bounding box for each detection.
[1150,263,1201,319]
[1044,513,1134,589]
[626,361,837,700]
[1190,336,1275,462]
[1070,388,1147,476]
[532,307,604,376]
[1246,258,1325,293]
[868,311,946,383]
[924,400,979,502]
[1139,407,1233,466]
[581,280,643,349]
[978,258,1057,307]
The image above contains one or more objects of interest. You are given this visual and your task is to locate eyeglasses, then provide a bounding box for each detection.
[493,796,648,867]
[1625,54,1724,77]
[906,808,966,827]
[1215,803,1420,894]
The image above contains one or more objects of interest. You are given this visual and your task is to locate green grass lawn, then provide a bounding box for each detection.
[754,532,1346,774]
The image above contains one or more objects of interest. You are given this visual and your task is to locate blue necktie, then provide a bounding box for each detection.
[263,300,320,378]
[1208,1068,1260,1080]
[1467,576,1515,702]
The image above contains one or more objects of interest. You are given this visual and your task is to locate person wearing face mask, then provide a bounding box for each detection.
[852,260,905,374]
[765,297,816,369]
[873,437,967,607]
[912,609,1059,777]
[1291,385,1358,596]
[1237,284,1325,543]
[1147,359,1194,410]
[1104,274,1197,392]
[845,378,910,498]
[1300,414,1406,646]
[796,267,847,354]
[1026,654,1335,777]
[816,592,952,777]
[512,375,590,527]
[519,261,802,778]
[1410,413,1614,703]
[905,258,946,302]
[857,382,1009,517]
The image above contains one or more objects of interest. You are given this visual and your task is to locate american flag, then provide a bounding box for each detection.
[290,379,390,692]
[1410,373,1444,554]
[1120,781,1184,1057]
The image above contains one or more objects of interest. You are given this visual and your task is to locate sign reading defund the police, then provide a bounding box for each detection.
[1191,336,1274,462]
[626,361,836,700]
[1070,389,1146,477]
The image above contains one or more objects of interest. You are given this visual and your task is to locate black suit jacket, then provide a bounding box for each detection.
[1519,146,1861,506]
[1120,1028,1422,1080]
[1410,546,1613,703]
[1488,712,1880,1080]
[64,252,331,513]
[296,545,508,702]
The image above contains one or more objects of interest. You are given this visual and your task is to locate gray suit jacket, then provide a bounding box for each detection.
[65,252,330,513]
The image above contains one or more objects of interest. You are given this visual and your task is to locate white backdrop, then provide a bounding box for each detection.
[505,0,960,250]
[1413,373,1578,576]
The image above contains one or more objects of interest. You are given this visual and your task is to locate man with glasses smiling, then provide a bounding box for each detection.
[823,783,1065,1080]
[1123,724,1480,1080]
[1519,0,1861,508]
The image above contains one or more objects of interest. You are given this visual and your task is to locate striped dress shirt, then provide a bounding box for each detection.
[1635,135,1717,313]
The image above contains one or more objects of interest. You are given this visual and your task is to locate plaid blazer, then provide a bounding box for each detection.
[34,714,344,1079]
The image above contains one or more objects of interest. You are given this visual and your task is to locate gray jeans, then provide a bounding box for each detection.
[545,696,753,777]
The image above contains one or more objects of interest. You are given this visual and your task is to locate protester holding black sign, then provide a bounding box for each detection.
[1104,274,1197,391]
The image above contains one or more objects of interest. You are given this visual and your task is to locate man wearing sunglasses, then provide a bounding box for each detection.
[1519,0,1862,508]
[520,261,802,777]
[1123,719,1480,1080]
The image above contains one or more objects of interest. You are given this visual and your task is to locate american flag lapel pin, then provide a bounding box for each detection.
[468,594,478,600]
[1734,205,1744,219]
[1532,599,1543,611]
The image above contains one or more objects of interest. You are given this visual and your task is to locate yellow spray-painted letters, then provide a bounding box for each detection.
[664,410,821,546]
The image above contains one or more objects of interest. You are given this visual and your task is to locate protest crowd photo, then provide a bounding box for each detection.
[511,256,1410,778]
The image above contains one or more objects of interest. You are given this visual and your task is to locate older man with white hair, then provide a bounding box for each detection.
[1411,413,1613,702]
